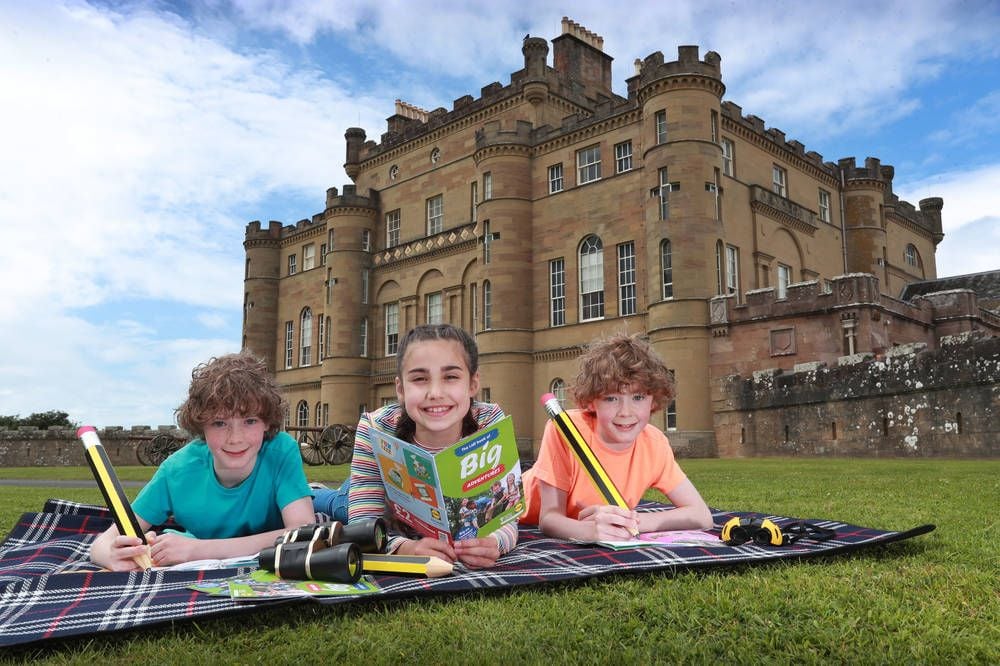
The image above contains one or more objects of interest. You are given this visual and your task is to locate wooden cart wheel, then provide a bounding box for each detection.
[322,424,355,466]
[135,439,154,466]
[149,434,181,466]
[298,431,326,466]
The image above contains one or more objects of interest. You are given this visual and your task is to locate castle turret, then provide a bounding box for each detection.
[840,157,891,281]
[344,127,366,181]
[634,45,725,439]
[321,185,379,426]
[243,220,283,371]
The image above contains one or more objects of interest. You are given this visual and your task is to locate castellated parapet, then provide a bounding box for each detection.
[0,425,187,467]
[715,332,999,458]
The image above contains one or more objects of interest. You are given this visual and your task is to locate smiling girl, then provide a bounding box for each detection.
[314,324,516,569]
[89,352,314,570]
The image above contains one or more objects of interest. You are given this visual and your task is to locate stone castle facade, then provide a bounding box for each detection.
[242,19,982,458]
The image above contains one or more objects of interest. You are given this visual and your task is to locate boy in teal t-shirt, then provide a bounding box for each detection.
[90,352,314,570]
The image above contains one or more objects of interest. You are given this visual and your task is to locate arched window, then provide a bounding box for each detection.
[550,378,567,407]
[904,244,920,268]
[299,308,312,366]
[660,239,673,300]
[296,401,309,429]
[579,235,604,320]
[315,402,322,427]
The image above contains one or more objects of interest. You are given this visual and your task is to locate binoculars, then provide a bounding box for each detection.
[721,516,836,546]
[258,517,387,583]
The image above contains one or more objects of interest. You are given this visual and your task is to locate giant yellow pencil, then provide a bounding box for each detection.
[540,393,639,536]
[361,553,454,578]
[77,426,153,570]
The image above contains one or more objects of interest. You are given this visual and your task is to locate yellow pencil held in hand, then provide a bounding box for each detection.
[539,393,640,537]
[77,426,153,570]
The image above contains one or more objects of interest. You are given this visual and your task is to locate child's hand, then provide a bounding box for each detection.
[149,531,201,566]
[105,531,155,571]
[453,537,500,569]
[397,536,456,563]
[578,505,639,540]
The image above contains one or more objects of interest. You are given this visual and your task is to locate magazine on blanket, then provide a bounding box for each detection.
[369,414,525,543]
[579,529,726,550]
[190,569,381,600]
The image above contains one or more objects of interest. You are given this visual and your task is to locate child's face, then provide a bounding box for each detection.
[202,414,267,486]
[586,385,654,451]
[395,339,479,447]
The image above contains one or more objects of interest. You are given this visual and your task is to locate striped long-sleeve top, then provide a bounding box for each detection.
[346,401,519,556]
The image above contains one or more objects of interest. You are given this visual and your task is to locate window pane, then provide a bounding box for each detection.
[550,258,566,327]
[618,242,636,316]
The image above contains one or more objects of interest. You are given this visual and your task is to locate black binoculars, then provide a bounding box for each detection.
[258,517,387,583]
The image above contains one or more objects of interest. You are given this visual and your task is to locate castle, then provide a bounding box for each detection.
[241,18,998,458]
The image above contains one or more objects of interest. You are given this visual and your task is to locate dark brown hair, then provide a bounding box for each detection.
[175,351,287,439]
[395,324,480,442]
[571,333,676,412]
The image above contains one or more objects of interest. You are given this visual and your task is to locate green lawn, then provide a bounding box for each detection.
[0,458,996,664]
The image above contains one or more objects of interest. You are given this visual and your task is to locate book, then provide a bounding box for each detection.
[190,569,381,600]
[369,414,525,543]
[580,529,725,550]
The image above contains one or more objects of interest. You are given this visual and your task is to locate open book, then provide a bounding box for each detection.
[369,415,524,543]
[579,529,725,550]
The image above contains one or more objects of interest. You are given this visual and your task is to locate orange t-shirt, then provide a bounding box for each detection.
[519,409,687,525]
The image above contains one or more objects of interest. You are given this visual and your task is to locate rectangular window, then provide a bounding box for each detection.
[710,110,719,143]
[482,220,492,264]
[777,264,791,299]
[470,282,478,333]
[655,110,667,144]
[666,370,677,430]
[300,314,312,367]
[360,318,368,357]
[577,145,602,185]
[361,229,371,252]
[658,168,678,221]
[548,163,563,193]
[361,269,369,304]
[483,281,492,330]
[617,241,636,316]
[426,292,443,324]
[426,195,443,235]
[819,189,831,223]
[302,244,315,271]
[661,240,673,300]
[386,209,400,248]
[722,138,735,177]
[287,254,297,276]
[284,321,294,369]
[470,181,478,222]
[772,165,787,197]
[483,172,493,200]
[726,245,740,299]
[320,243,326,266]
[615,141,632,173]
[384,303,399,355]
[328,229,335,251]
[318,316,325,361]
[550,258,566,327]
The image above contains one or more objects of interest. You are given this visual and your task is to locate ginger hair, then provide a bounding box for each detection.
[570,333,676,413]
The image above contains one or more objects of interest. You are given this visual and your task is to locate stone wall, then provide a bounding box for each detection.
[0,426,186,467]
[714,332,999,457]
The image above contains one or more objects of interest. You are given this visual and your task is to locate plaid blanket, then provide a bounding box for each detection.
[0,499,933,648]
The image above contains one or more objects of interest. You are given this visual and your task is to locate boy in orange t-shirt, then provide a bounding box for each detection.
[520,333,713,542]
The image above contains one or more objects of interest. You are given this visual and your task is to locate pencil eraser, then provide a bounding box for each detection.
[77,426,96,437]
[540,393,555,405]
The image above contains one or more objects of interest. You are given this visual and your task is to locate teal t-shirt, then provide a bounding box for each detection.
[132,431,310,539]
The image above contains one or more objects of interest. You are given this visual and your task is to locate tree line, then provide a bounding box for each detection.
[0,411,78,429]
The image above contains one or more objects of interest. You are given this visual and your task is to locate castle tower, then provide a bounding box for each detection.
[473,119,535,429]
[321,183,379,426]
[243,220,283,371]
[840,157,890,281]
[633,45,725,437]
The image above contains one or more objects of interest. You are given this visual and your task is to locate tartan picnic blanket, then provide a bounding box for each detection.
[0,499,934,648]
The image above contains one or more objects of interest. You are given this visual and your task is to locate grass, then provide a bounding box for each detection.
[0,458,997,664]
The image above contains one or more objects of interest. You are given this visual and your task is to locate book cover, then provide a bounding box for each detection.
[369,414,525,543]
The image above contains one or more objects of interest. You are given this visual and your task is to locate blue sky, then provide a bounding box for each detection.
[1,0,998,428]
